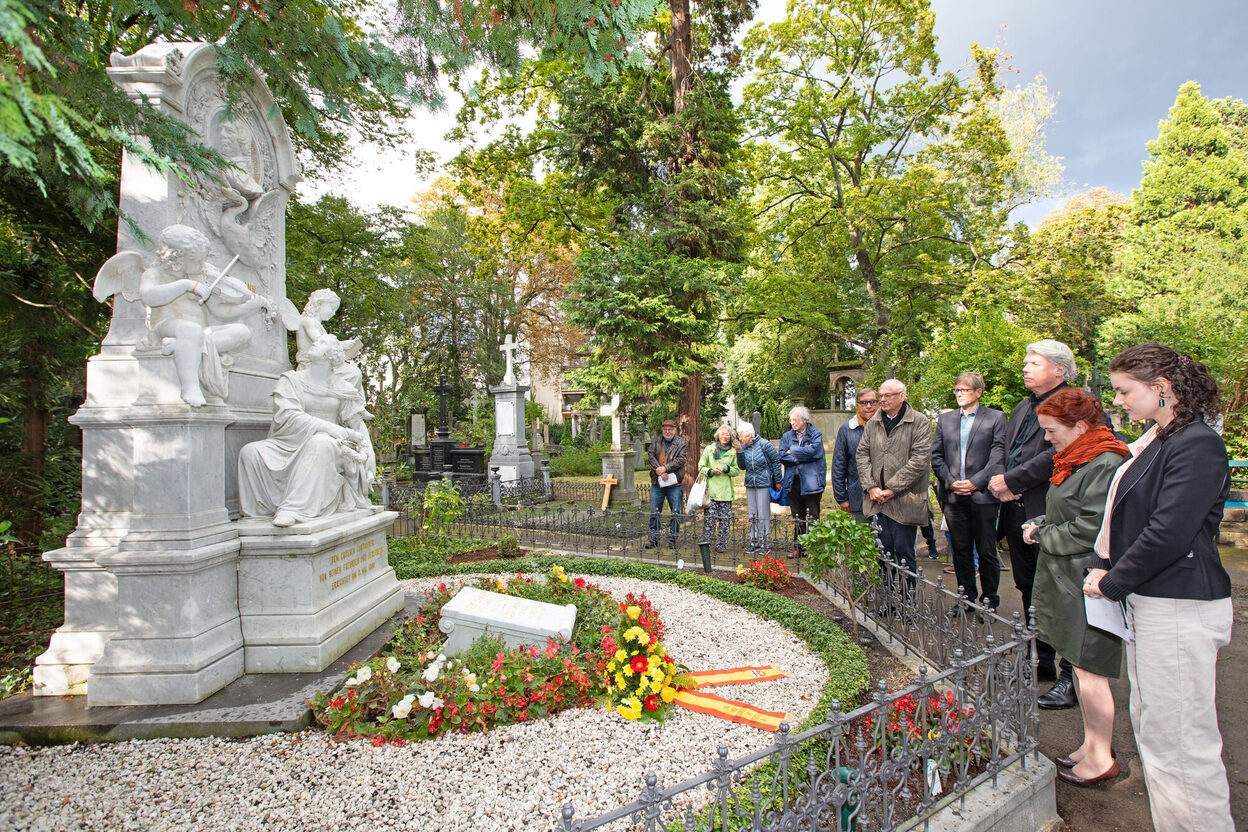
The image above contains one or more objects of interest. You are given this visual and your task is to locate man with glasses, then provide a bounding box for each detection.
[645,419,688,549]
[831,388,878,523]
[931,372,1006,609]
[856,380,932,579]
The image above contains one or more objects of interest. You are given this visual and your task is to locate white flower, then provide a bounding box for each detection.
[426,650,436,661]
[422,665,440,683]
[386,656,401,673]
[446,659,455,670]
[437,654,446,663]
[343,677,359,687]
[677,559,685,570]
[463,672,477,687]
[469,683,480,693]
[417,691,436,709]
[356,666,372,683]
[391,694,416,719]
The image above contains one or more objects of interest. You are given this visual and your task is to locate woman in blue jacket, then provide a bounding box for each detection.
[735,421,782,554]
[1084,344,1233,829]
[778,406,827,558]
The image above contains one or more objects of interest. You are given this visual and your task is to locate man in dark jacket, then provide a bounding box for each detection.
[645,419,688,548]
[831,387,878,522]
[988,339,1078,708]
[931,372,1006,609]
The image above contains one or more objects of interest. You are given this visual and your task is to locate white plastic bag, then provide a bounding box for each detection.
[686,474,708,512]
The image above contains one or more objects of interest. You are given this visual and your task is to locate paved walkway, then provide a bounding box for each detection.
[989,544,1248,831]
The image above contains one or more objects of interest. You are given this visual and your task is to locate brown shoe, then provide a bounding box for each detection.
[1057,760,1120,786]
[943,564,956,574]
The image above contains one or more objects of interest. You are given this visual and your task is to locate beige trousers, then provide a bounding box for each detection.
[1126,594,1234,832]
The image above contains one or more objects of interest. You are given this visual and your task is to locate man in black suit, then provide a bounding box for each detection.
[931,372,1006,609]
[988,339,1078,708]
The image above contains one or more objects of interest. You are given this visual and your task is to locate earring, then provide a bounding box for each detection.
[1159,396,1166,408]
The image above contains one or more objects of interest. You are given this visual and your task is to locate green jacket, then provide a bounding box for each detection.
[1029,450,1127,678]
[698,443,739,502]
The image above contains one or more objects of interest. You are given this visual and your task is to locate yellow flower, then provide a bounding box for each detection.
[660,686,676,703]
[626,605,641,620]
[615,649,627,663]
[494,578,507,592]
[736,564,745,576]
[648,655,661,670]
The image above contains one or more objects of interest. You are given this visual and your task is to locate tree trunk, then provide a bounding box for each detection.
[16,339,48,545]
[855,246,891,371]
[669,0,694,115]
[677,370,701,491]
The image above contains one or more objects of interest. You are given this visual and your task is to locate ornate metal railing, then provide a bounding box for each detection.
[553,558,1039,831]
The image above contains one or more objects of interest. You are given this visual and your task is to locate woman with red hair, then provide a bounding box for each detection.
[1021,389,1129,786]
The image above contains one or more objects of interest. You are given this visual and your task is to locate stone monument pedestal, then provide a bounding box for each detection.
[599,449,639,506]
[488,382,535,483]
[235,508,404,673]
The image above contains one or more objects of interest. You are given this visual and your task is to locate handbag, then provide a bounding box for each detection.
[768,484,789,506]
[686,473,709,512]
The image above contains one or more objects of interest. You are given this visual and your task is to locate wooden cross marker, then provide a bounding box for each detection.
[600,474,618,511]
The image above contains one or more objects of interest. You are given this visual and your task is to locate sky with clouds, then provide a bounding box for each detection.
[304,0,1248,229]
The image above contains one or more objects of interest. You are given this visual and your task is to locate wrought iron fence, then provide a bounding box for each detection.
[0,544,63,613]
[552,557,1038,832]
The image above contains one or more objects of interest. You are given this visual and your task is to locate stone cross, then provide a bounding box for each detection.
[499,335,518,385]
[434,374,452,437]
[599,393,623,450]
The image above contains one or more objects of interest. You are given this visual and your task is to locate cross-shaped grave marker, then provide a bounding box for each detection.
[600,474,618,511]
[499,334,518,385]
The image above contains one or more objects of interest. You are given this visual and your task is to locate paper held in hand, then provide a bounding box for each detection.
[657,473,677,488]
[1084,595,1134,643]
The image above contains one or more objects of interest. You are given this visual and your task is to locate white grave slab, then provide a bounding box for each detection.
[438,586,576,656]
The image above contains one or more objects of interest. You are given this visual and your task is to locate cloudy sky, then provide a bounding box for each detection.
[305,0,1248,229]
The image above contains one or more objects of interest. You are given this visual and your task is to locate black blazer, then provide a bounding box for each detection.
[931,406,1007,505]
[1098,420,1232,603]
[1000,384,1070,518]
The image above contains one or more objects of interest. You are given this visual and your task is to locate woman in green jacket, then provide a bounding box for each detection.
[1022,390,1129,786]
[699,425,740,552]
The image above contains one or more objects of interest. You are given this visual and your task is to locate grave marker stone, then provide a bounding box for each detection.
[438,587,577,656]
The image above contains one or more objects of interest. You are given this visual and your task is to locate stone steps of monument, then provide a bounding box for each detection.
[1223,506,1248,523]
[1218,522,1248,548]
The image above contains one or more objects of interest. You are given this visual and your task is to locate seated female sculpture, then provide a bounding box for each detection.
[238,335,375,526]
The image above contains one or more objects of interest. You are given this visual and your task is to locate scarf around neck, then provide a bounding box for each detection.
[1050,424,1128,486]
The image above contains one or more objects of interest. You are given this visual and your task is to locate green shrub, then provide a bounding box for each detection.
[761,401,786,440]
[799,513,881,637]
[549,442,609,477]
[497,535,520,558]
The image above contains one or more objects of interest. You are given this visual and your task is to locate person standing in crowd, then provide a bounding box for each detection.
[831,387,878,522]
[931,372,1007,609]
[698,425,740,553]
[857,379,932,581]
[1084,345,1234,829]
[988,339,1079,709]
[1021,390,1128,788]
[736,421,782,554]
[778,406,826,558]
[645,419,688,549]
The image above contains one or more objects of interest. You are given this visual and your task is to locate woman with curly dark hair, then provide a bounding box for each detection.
[1083,343,1233,831]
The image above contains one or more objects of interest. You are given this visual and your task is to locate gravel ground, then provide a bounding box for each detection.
[0,574,829,832]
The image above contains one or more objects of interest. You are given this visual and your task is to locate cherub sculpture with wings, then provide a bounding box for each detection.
[93,224,276,406]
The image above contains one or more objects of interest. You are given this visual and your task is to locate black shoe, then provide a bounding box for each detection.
[1038,676,1078,710]
[926,548,940,560]
[643,540,659,550]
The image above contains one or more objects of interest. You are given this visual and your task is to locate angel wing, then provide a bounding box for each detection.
[279,298,301,330]
[92,251,145,303]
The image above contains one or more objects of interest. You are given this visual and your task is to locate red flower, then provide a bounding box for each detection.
[575,578,586,588]
[630,655,649,673]
[372,736,386,747]
[330,697,345,710]
[644,695,660,711]
[602,636,616,653]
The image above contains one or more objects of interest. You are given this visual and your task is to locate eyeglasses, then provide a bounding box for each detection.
[880,391,903,398]
[953,388,976,394]
[857,399,878,406]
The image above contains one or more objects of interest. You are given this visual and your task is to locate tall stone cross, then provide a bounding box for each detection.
[499,335,518,385]
[599,393,623,450]
[434,373,453,437]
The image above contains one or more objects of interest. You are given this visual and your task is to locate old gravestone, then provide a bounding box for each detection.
[488,335,535,483]
[35,43,402,704]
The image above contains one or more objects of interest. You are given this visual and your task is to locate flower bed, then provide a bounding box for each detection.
[311,564,693,740]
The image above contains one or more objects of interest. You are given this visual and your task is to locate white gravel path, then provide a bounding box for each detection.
[0,574,829,832]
